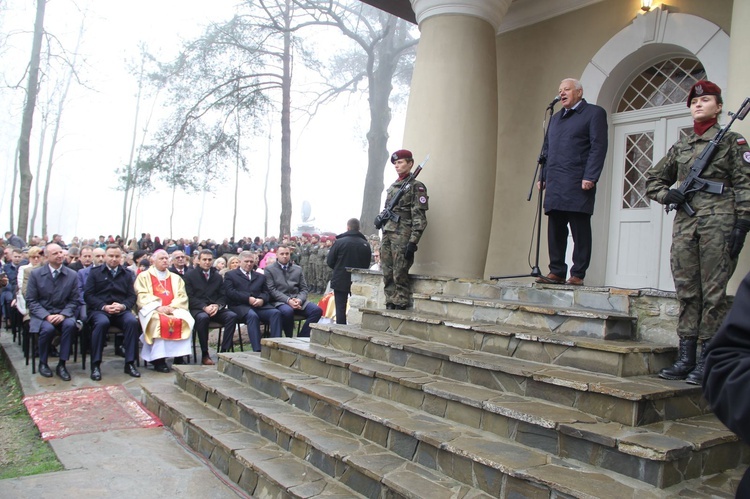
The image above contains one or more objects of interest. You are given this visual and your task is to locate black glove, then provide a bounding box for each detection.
[663,189,686,206]
[729,219,750,259]
[404,242,418,260]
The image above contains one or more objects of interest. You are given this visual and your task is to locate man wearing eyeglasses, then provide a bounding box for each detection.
[169,250,191,278]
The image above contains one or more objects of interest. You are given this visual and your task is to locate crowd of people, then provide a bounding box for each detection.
[0,226,382,382]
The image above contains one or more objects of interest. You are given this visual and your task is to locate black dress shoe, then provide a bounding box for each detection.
[124,363,141,378]
[39,363,53,378]
[173,356,185,365]
[90,366,102,381]
[56,364,71,381]
[153,361,170,373]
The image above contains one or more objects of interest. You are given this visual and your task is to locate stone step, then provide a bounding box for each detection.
[359,308,675,377]
[140,381,366,498]
[200,355,675,496]
[411,292,636,340]
[258,337,743,488]
[307,323,707,426]
[166,366,501,499]
[441,279,632,315]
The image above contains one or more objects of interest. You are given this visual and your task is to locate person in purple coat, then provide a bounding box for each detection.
[537,78,608,286]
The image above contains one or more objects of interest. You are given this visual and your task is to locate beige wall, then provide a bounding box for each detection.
[484,0,735,281]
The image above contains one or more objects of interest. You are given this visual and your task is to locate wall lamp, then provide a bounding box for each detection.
[641,0,653,12]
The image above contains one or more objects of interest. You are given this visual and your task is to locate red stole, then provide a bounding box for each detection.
[149,274,183,340]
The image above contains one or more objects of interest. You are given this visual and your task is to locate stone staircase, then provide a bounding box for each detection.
[141,278,747,497]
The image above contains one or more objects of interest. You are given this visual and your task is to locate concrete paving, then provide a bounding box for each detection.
[0,329,249,498]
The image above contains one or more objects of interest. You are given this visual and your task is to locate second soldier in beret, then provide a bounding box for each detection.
[646,80,750,385]
[379,149,429,309]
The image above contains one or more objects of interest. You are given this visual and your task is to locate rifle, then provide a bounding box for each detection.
[374,154,430,230]
[667,97,750,216]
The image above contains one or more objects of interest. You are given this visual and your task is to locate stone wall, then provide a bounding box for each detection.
[349,269,682,345]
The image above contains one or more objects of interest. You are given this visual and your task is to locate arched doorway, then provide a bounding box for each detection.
[605,58,704,290]
[579,7,729,288]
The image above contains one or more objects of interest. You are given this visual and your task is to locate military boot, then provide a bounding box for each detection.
[658,337,697,380]
[685,340,709,385]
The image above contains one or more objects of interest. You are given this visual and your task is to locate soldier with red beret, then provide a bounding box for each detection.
[379,149,429,309]
[647,80,750,385]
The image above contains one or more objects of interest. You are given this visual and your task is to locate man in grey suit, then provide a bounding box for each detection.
[264,245,322,338]
[26,243,79,380]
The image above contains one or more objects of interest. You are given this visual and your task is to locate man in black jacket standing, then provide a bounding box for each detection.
[327,218,372,324]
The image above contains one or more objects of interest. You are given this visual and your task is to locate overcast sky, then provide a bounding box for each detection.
[0,0,410,243]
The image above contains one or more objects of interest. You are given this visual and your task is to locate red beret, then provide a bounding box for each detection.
[302,233,311,238]
[687,80,722,107]
[291,236,298,241]
[391,149,413,164]
[311,234,319,239]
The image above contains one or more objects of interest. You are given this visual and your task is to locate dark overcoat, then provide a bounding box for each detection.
[222,268,273,319]
[541,99,608,215]
[703,270,750,496]
[326,230,372,293]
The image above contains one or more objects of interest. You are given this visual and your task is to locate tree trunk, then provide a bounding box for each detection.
[16,0,46,241]
[9,142,19,233]
[360,53,396,235]
[232,99,241,239]
[123,55,146,239]
[278,0,292,238]
[169,183,177,239]
[30,114,47,237]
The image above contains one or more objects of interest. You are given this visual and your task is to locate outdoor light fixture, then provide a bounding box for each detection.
[641,0,653,11]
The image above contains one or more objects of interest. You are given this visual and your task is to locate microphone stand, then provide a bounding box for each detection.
[490,101,557,281]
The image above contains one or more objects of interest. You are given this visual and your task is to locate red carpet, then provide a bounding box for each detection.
[23,385,162,440]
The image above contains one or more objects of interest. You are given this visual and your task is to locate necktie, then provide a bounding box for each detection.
[111,268,117,278]
[204,271,210,281]
[52,269,59,280]
[562,108,573,118]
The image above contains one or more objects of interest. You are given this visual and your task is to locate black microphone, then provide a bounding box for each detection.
[547,95,561,108]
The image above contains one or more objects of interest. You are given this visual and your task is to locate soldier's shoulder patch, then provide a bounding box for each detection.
[738,137,748,146]
[744,151,750,164]
[417,186,425,192]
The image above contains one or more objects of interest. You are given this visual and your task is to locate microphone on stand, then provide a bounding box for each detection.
[547,95,561,109]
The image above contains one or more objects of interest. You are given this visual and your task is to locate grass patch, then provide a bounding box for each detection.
[0,353,63,479]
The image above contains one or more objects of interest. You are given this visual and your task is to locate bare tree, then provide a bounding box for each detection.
[40,13,86,238]
[297,0,418,234]
[16,0,46,241]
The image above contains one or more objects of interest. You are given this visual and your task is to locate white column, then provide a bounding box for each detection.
[403,0,511,278]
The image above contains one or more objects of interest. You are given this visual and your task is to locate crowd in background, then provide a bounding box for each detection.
[0,230,383,328]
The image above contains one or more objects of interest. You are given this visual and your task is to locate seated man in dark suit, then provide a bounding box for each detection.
[168,250,190,278]
[26,243,79,380]
[184,249,237,364]
[223,251,282,352]
[83,244,141,380]
[264,244,322,338]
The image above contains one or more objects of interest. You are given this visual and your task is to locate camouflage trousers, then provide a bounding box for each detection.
[381,230,414,308]
[671,213,738,340]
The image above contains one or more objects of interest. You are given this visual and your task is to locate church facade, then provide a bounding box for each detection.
[365,0,747,292]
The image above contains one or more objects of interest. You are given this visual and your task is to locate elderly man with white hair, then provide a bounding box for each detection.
[134,249,194,372]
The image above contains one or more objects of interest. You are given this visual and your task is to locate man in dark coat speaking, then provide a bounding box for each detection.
[327,218,372,324]
[537,78,608,286]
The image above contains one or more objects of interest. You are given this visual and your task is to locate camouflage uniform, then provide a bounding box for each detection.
[299,242,310,280]
[646,123,750,341]
[308,243,319,293]
[381,177,429,308]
